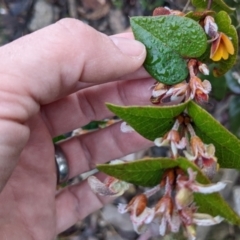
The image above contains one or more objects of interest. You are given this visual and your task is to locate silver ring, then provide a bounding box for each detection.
[55,144,69,184]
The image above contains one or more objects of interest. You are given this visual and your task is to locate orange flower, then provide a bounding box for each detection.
[210,32,234,61]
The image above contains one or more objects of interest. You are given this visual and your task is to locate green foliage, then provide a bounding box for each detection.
[130,15,207,84]
[187,101,240,169]
[191,0,235,13]
[195,190,240,225]
[108,100,240,170]
[100,0,240,229]
[106,101,188,141]
[98,157,240,224]
[98,158,178,187]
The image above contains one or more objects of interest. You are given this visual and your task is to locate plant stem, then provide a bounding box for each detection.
[207,0,213,10]
[183,0,191,13]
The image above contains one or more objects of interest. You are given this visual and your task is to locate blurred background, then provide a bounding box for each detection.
[0,0,240,239]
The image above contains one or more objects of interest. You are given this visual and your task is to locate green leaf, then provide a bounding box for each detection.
[229,95,240,137]
[187,101,240,169]
[98,157,240,224]
[194,192,240,225]
[106,101,188,141]
[97,158,179,187]
[191,0,235,13]
[209,76,227,100]
[130,15,207,85]
[213,11,238,77]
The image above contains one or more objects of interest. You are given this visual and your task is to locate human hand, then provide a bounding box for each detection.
[0,18,154,239]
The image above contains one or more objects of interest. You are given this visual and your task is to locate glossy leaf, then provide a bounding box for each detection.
[213,11,238,77]
[97,158,178,187]
[130,15,207,85]
[98,157,240,224]
[191,0,235,13]
[106,101,188,141]
[187,101,240,169]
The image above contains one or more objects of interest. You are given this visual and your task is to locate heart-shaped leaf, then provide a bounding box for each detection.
[187,101,240,169]
[191,0,235,13]
[98,158,179,187]
[130,15,207,85]
[213,11,238,77]
[106,101,188,141]
[98,157,240,225]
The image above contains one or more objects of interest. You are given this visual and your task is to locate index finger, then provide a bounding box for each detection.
[0,18,146,106]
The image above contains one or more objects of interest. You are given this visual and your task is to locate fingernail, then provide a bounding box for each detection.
[110,37,146,57]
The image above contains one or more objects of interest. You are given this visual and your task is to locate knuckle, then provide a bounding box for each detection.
[56,18,88,37]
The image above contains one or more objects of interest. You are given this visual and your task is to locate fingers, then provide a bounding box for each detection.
[55,175,110,233]
[42,78,155,137]
[0,19,146,191]
[59,121,153,179]
[0,120,30,192]
[0,18,146,108]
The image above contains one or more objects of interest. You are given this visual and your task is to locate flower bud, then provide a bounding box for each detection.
[118,194,155,234]
[198,63,209,75]
[175,188,194,210]
[129,194,148,216]
[204,16,218,39]
[88,176,129,197]
[153,7,171,16]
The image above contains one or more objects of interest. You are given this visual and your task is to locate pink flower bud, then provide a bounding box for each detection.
[204,16,218,38]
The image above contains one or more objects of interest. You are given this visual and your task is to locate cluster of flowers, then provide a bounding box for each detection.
[150,59,211,105]
[150,11,234,106]
[88,8,234,240]
[88,166,225,240]
[88,114,224,239]
[118,167,225,240]
[155,116,218,179]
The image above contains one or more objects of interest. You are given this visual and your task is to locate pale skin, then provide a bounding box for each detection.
[0,18,155,239]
